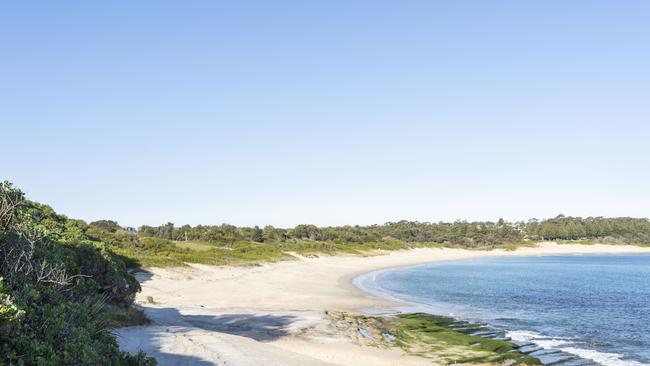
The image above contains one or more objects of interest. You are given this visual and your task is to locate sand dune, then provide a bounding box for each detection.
[116,243,650,366]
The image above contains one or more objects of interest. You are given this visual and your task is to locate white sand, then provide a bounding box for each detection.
[116,243,650,365]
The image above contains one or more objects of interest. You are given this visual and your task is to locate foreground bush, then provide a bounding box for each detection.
[0,182,155,366]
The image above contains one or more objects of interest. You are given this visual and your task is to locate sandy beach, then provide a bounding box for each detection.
[116,243,650,366]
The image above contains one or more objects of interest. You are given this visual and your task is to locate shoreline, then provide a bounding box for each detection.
[337,242,650,314]
[117,243,650,366]
[352,249,650,314]
[352,251,650,366]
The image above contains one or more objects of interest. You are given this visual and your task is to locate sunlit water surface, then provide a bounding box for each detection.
[355,254,650,366]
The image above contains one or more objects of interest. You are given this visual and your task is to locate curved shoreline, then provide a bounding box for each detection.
[117,243,650,366]
[351,251,650,366]
[350,250,650,313]
[341,242,650,313]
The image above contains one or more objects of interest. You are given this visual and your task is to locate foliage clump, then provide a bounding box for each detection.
[0,181,155,366]
[526,214,650,243]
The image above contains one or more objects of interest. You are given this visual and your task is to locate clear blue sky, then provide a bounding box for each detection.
[3,1,649,228]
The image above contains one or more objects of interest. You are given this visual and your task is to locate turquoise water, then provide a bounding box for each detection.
[354,254,650,366]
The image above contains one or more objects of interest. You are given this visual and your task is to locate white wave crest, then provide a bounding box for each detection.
[560,347,650,366]
[506,330,543,342]
[507,329,649,366]
[506,330,572,348]
[534,338,572,348]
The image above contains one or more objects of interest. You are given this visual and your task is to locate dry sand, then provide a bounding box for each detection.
[116,243,650,366]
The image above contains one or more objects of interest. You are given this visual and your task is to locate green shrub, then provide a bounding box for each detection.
[0,181,155,366]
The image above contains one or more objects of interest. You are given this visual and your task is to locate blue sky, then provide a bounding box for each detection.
[2,1,650,227]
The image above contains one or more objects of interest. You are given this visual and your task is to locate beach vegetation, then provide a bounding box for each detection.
[49,212,650,269]
[526,215,650,243]
[117,217,650,268]
[0,181,156,365]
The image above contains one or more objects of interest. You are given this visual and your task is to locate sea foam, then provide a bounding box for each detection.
[505,329,650,366]
[560,347,650,366]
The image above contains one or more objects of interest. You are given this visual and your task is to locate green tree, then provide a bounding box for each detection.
[252,225,264,242]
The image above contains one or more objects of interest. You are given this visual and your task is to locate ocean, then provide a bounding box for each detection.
[354,254,650,366]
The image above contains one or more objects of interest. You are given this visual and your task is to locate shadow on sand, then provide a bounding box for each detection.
[116,325,215,366]
[129,269,154,285]
[145,307,297,341]
[116,307,300,365]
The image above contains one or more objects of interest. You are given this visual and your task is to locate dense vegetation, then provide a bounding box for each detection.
[136,215,650,253]
[0,182,155,365]
[109,220,528,267]
[51,214,650,269]
[138,220,525,247]
[526,215,650,243]
[126,216,650,267]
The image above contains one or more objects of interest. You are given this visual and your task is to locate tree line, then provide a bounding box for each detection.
[137,215,650,246]
[526,215,650,242]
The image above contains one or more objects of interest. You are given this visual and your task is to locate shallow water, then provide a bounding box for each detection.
[354,254,650,366]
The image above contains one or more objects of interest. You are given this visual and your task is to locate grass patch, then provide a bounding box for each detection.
[556,239,650,247]
[114,238,293,267]
[115,236,540,268]
[175,241,216,251]
[495,241,537,251]
[275,238,417,256]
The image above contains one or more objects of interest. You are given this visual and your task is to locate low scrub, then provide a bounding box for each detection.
[0,182,155,365]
